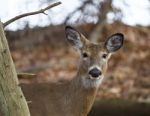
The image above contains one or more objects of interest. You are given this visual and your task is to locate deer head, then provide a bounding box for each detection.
[65,26,124,89]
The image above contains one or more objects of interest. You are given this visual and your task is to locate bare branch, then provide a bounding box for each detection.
[17,73,36,79]
[3,1,61,27]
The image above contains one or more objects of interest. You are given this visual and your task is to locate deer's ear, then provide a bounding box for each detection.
[105,33,124,52]
[65,26,83,49]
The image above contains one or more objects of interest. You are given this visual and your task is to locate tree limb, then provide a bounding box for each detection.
[17,73,36,79]
[3,1,61,27]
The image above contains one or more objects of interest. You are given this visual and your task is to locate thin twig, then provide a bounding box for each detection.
[3,1,61,27]
[64,0,92,24]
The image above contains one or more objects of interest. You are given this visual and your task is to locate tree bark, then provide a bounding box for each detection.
[0,21,30,116]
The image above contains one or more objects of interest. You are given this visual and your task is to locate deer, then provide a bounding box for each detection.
[21,26,124,116]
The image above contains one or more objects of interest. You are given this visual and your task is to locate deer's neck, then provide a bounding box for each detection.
[68,70,98,115]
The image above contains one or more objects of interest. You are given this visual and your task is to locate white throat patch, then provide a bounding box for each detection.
[82,75,104,89]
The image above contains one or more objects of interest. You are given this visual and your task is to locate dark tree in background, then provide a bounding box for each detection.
[62,0,123,42]
[63,0,115,42]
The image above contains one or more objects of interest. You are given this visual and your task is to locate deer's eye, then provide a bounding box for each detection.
[102,53,108,59]
[82,52,88,58]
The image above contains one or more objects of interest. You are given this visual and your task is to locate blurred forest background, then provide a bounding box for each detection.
[1,0,150,113]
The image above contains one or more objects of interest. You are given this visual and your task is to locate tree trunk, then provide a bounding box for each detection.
[89,0,112,43]
[0,21,30,116]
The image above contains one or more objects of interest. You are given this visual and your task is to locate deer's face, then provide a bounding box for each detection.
[65,26,124,88]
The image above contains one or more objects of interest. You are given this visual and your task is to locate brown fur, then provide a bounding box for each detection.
[22,29,123,116]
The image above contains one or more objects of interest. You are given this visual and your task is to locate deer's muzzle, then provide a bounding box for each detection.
[88,67,102,78]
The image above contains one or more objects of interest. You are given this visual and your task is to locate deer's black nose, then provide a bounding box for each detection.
[89,68,101,78]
